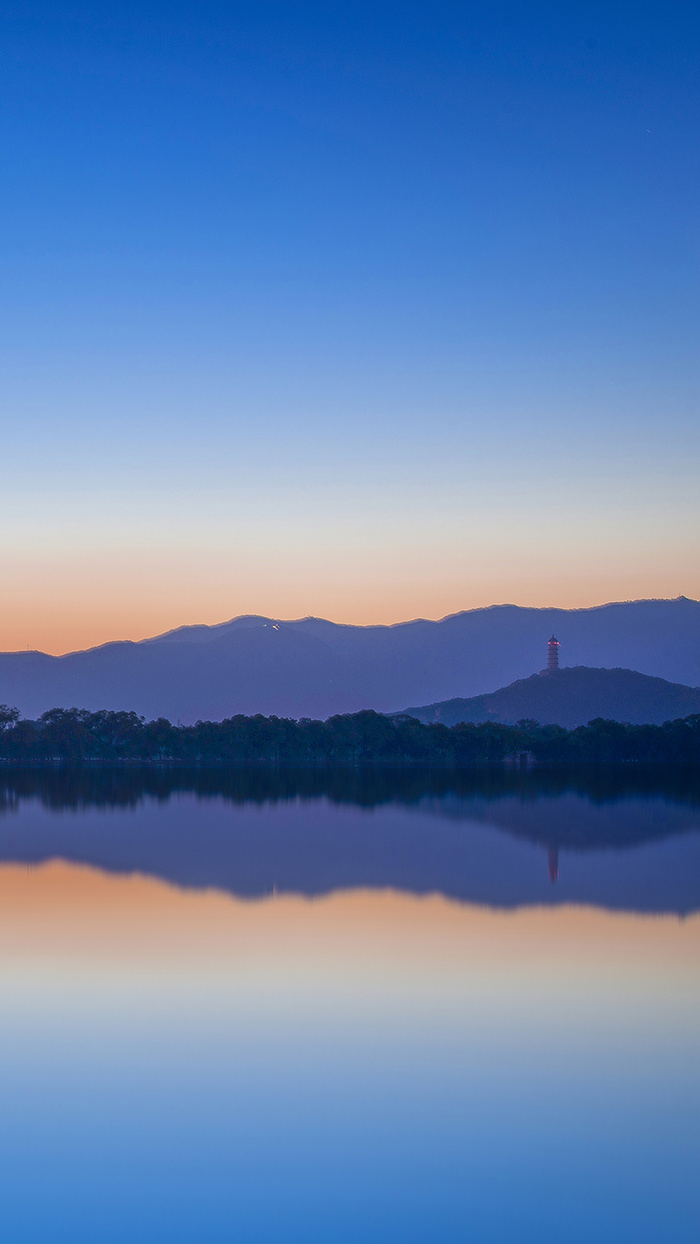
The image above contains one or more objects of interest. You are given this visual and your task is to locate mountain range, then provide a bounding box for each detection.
[401,665,700,729]
[1,596,698,722]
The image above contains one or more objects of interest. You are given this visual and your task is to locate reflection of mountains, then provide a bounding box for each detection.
[0,766,699,914]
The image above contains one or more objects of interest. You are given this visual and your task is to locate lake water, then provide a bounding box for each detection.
[0,767,698,1242]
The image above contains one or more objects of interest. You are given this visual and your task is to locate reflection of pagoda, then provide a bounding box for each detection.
[547,845,559,883]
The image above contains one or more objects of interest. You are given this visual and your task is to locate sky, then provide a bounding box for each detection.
[1,1,698,654]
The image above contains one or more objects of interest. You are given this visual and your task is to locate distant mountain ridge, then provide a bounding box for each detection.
[401,666,700,729]
[0,596,698,722]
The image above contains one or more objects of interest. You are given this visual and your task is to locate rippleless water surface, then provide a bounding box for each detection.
[0,768,697,1242]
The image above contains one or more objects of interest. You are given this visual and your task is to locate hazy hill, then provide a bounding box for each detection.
[401,666,700,729]
[0,596,698,722]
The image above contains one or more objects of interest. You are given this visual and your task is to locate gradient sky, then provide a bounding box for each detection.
[1,2,698,653]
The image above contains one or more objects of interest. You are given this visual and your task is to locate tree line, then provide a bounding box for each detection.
[0,705,699,765]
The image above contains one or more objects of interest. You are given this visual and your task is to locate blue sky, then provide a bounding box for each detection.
[1,1,698,651]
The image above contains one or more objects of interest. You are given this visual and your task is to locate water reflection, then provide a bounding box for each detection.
[0,765,699,913]
[2,761,699,810]
[548,843,559,883]
[0,767,698,1241]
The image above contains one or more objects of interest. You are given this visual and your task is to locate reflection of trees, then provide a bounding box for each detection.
[0,764,699,842]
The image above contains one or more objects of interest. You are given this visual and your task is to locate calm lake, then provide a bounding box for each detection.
[0,767,698,1242]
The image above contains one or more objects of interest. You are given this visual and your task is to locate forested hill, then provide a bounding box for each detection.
[0,596,698,721]
[402,667,700,729]
[0,706,699,765]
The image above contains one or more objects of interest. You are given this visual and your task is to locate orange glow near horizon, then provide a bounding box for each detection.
[2,574,697,657]
[3,470,697,653]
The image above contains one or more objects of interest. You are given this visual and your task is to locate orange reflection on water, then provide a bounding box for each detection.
[0,862,698,995]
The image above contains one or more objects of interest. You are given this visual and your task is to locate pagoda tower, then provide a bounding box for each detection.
[547,635,560,672]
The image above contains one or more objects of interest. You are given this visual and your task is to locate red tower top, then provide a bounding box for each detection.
[547,635,560,671]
